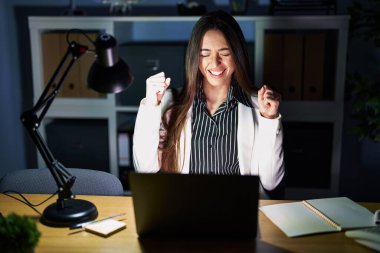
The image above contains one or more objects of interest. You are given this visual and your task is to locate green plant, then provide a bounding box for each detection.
[0,213,41,253]
[347,0,380,142]
[348,0,380,45]
[347,73,380,142]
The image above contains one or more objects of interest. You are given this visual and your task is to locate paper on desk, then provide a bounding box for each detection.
[85,219,126,237]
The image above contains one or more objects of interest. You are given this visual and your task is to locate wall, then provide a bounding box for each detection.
[0,0,230,179]
[1,0,379,201]
[0,0,245,178]
[339,0,380,202]
[0,0,26,175]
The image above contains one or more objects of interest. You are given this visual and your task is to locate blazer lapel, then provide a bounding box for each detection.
[238,103,255,175]
[180,106,192,174]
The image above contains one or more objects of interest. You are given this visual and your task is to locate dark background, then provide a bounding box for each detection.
[0,0,379,201]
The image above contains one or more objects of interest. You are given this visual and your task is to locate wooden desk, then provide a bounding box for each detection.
[0,194,378,253]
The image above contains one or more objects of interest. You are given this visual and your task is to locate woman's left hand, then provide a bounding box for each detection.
[258,85,281,119]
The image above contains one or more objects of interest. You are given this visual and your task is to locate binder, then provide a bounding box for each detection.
[282,34,303,100]
[77,32,103,98]
[303,33,325,100]
[41,32,103,98]
[118,132,131,167]
[263,33,284,94]
[41,33,64,96]
[58,33,81,97]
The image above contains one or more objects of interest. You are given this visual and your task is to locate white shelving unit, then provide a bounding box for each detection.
[29,15,349,198]
[254,16,349,199]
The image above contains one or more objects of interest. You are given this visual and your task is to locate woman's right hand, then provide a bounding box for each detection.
[146,72,171,106]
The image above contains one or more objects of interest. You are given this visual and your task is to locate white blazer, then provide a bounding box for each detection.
[133,90,285,191]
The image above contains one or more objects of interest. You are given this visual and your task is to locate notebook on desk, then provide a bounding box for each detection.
[128,172,260,239]
[260,197,376,237]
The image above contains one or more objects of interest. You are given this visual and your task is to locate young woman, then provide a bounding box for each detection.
[133,10,284,196]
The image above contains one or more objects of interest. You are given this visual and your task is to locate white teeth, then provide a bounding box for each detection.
[210,70,223,76]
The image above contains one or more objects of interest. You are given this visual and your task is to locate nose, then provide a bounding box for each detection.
[210,53,221,67]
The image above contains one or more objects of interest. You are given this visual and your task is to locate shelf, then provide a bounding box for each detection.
[115,106,139,112]
[28,15,349,198]
[280,101,342,122]
[45,104,114,119]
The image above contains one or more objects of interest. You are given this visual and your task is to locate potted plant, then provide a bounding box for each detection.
[347,0,380,143]
[347,73,380,142]
[0,213,41,253]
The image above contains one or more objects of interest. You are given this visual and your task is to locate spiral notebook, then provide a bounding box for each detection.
[260,197,375,237]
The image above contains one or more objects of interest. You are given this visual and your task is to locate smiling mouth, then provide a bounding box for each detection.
[208,69,225,77]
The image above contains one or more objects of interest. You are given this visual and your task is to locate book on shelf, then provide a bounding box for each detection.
[260,197,376,237]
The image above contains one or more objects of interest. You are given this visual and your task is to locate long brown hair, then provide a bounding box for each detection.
[160,10,255,172]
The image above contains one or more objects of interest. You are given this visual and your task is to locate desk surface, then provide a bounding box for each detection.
[0,194,379,253]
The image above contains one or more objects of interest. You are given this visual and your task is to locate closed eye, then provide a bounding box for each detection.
[200,53,210,57]
[200,49,231,57]
[200,49,210,57]
[219,48,231,56]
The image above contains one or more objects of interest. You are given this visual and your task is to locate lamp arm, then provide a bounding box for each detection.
[34,42,85,119]
[21,41,88,206]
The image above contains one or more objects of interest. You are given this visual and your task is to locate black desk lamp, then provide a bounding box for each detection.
[21,30,133,227]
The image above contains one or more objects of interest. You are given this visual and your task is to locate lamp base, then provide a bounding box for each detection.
[41,199,98,227]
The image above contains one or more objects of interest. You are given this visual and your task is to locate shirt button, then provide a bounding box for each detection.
[209,144,213,148]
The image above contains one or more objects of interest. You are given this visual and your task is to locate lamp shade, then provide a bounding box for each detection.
[88,33,133,94]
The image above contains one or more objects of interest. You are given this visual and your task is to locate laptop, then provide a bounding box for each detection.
[128,172,259,239]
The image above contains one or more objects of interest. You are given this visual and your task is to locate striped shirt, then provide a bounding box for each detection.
[189,84,253,175]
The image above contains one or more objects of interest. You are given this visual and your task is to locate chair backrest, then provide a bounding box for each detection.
[0,168,124,196]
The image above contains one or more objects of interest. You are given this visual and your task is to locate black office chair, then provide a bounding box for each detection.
[0,168,124,196]
[260,176,286,200]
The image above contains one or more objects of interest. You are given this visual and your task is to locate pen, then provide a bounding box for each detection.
[69,213,126,230]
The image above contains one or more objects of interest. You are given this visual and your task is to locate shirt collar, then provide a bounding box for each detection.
[195,82,253,110]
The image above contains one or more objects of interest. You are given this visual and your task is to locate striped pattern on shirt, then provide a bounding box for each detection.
[189,84,253,175]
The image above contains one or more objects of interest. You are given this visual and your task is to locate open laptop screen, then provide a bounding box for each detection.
[129,173,259,239]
